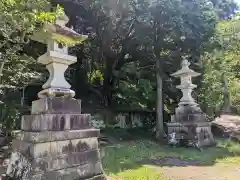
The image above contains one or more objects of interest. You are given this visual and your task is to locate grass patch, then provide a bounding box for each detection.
[215,139,240,164]
[102,139,240,178]
[108,166,168,180]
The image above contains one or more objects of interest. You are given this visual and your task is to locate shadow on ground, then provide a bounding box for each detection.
[102,138,240,175]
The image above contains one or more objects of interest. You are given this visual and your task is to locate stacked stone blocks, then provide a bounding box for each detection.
[167,57,214,147]
[8,97,105,180]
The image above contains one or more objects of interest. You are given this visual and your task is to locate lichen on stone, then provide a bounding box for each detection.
[6,152,31,180]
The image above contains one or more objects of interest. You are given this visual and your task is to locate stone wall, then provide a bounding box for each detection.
[92,111,155,129]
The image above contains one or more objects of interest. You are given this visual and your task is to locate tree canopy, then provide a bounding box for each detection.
[200,12,240,115]
[0,0,61,131]
[0,0,239,134]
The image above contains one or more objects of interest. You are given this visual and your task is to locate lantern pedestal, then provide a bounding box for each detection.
[6,97,106,180]
[167,104,214,148]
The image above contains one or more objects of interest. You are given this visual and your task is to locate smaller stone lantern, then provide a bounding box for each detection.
[167,57,214,148]
[31,13,88,99]
[172,59,200,106]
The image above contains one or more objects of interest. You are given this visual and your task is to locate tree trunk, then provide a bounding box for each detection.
[0,58,6,104]
[156,59,164,140]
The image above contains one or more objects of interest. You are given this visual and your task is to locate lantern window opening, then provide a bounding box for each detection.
[58,43,64,49]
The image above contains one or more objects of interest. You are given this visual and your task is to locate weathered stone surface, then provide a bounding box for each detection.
[32,174,107,180]
[20,129,100,143]
[22,114,91,131]
[167,58,214,148]
[6,15,105,178]
[32,150,101,173]
[51,138,99,155]
[167,121,214,148]
[8,139,104,179]
[31,161,104,180]
[167,101,214,147]
[173,105,206,122]
[70,114,91,130]
[6,152,32,179]
[31,97,81,115]
[212,115,240,141]
[12,138,99,159]
[7,96,105,179]
[167,111,214,148]
[12,140,51,158]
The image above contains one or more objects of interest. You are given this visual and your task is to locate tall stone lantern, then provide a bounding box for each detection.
[31,13,87,99]
[6,13,106,180]
[167,57,214,148]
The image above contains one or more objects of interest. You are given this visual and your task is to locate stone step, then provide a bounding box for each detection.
[12,161,104,180]
[33,162,103,180]
[12,137,99,159]
[31,150,101,173]
[31,97,81,115]
[19,129,100,143]
[22,113,91,131]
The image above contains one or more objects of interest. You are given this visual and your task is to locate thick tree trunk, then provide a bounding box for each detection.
[156,59,164,140]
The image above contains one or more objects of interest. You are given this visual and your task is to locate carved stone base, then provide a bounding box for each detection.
[6,97,106,180]
[167,122,215,148]
[167,104,215,148]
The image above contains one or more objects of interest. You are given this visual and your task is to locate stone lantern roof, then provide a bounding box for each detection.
[31,13,88,46]
[171,58,200,78]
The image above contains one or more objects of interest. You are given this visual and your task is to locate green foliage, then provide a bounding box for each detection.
[200,13,240,114]
[52,33,88,46]
[210,0,238,19]
[0,0,61,87]
[113,60,156,110]
[0,0,237,130]
[66,0,219,114]
[87,70,104,83]
[0,0,55,42]
[102,128,153,141]
[110,167,166,180]
[0,0,59,130]
[37,4,65,23]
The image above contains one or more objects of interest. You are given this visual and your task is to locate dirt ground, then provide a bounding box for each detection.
[154,158,240,180]
[162,164,240,180]
[107,158,240,180]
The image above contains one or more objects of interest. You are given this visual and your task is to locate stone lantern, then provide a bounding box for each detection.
[31,13,88,99]
[167,57,214,148]
[172,58,200,106]
[6,13,106,180]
